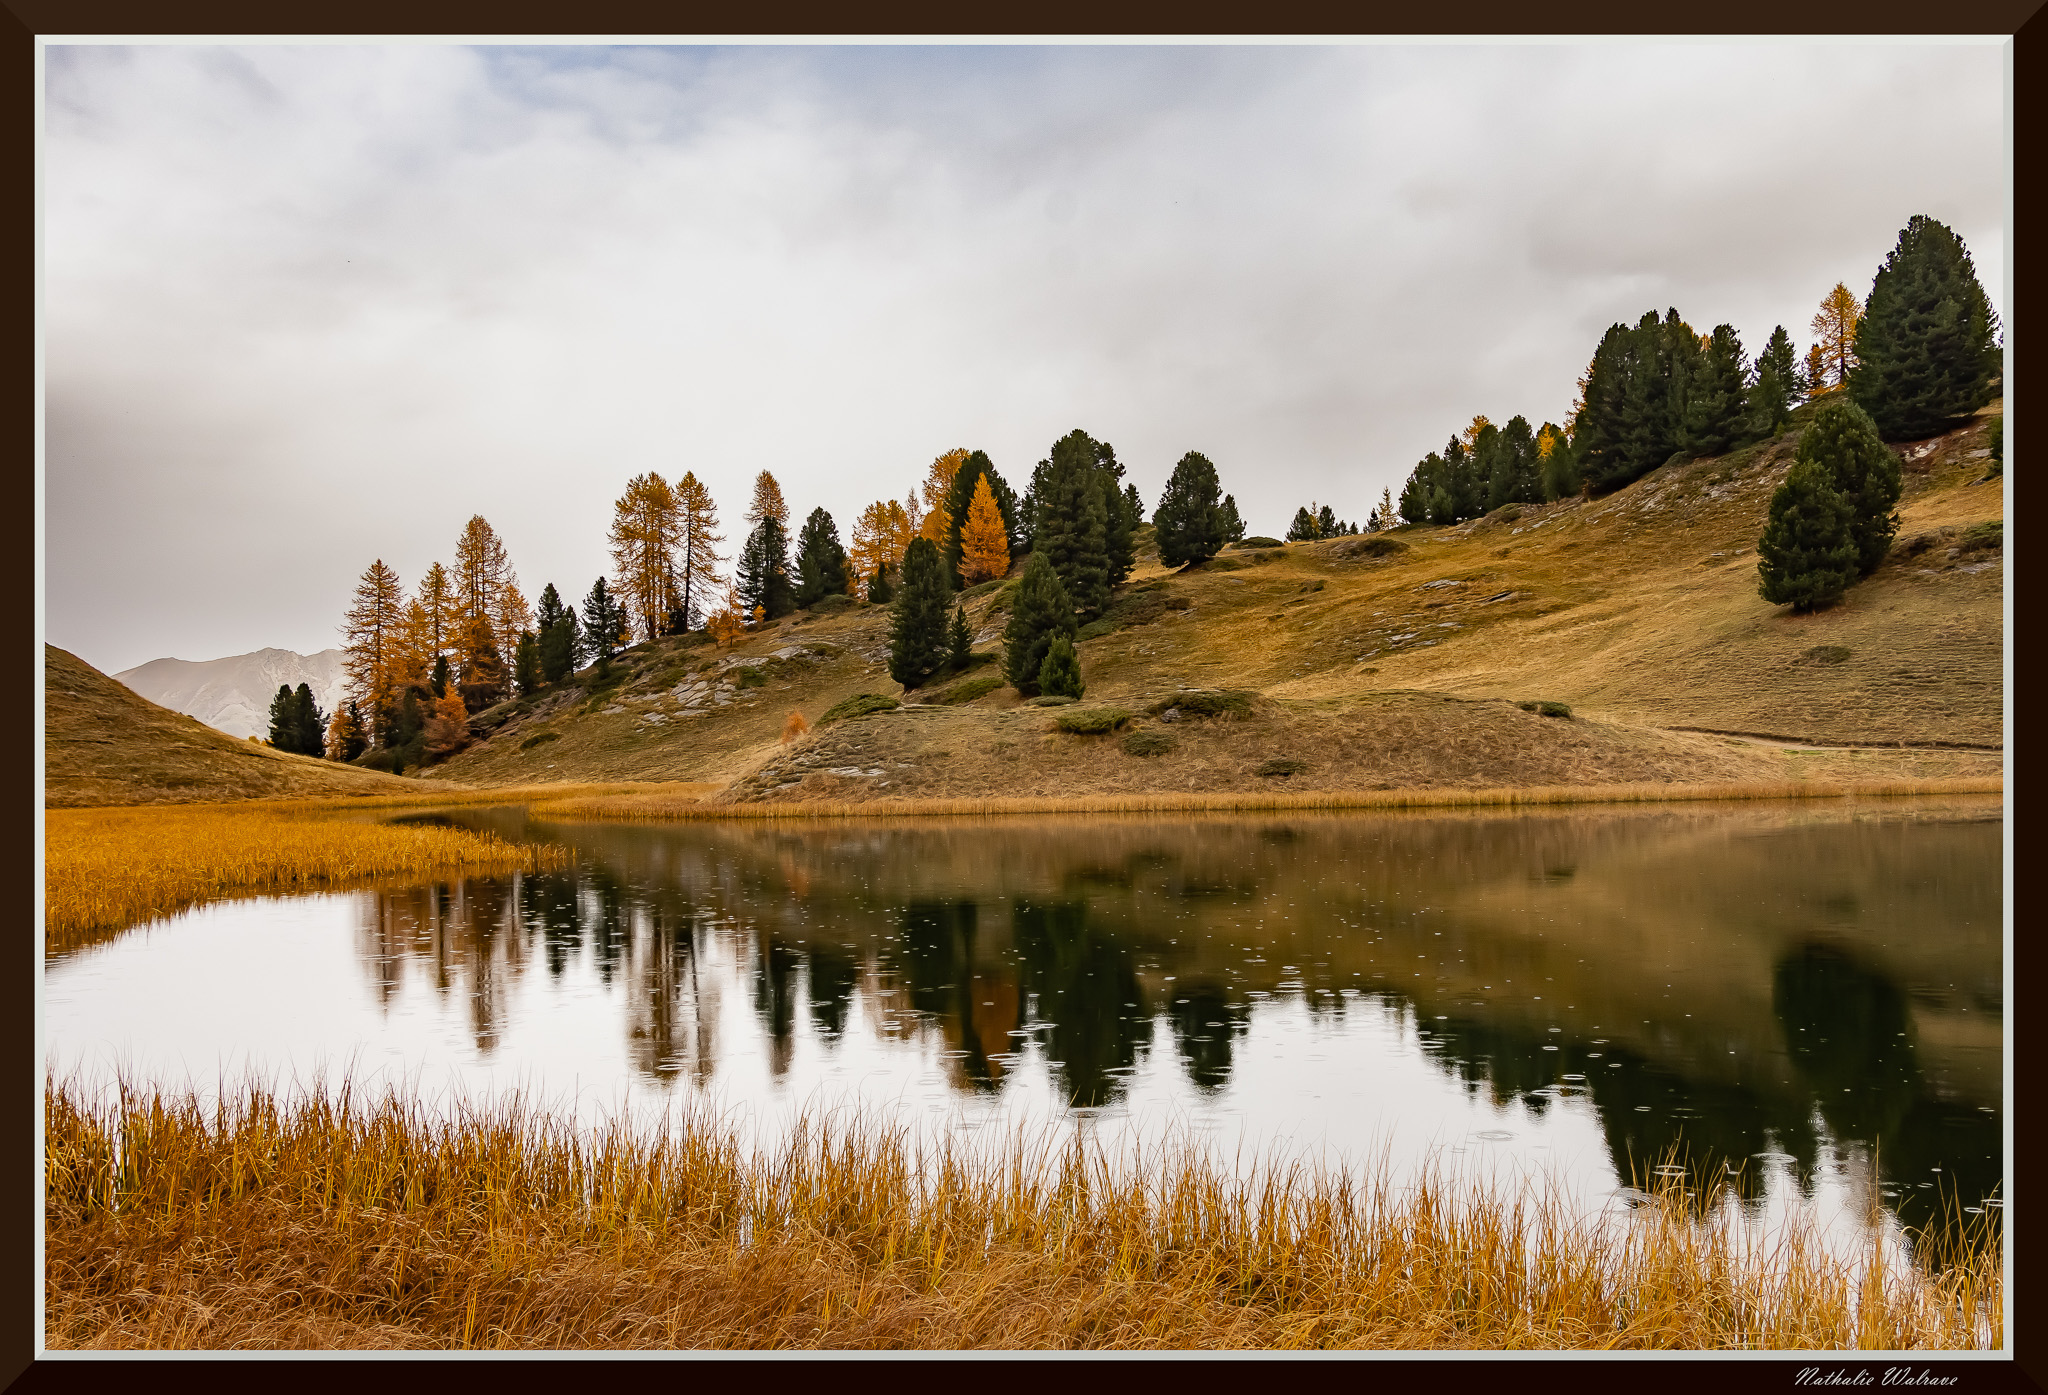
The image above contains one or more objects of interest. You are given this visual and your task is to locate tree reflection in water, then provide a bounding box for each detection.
[357,801,2001,1234]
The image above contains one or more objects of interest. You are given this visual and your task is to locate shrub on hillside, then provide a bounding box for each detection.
[1518,701,1573,719]
[1052,706,1131,735]
[1254,757,1308,777]
[821,693,900,723]
[1149,689,1256,719]
[1121,729,1176,757]
[1233,537,1285,550]
[1036,636,1085,699]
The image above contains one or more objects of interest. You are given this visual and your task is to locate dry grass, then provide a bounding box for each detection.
[43,804,576,956]
[528,777,2001,824]
[43,1079,2001,1351]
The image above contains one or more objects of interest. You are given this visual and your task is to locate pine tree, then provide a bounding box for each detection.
[1681,324,1749,458]
[514,631,543,697]
[1032,430,1111,616]
[1748,326,1800,439]
[267,685,296,751]
[535,583,578,684]
[1286,506,1319,542]
[947,605,972,670]
[1576,309,1698,491]
[1378,487,1395,528]
[957,473,1012,584]
[1153,451,1227,567]
[1036,635,1083,699]
[1002,552,1078,696]
[1799,396,1903,575]
[1315,503,1338,536]
[670,471,725,633]
[1811,282,1863,394]
[389,686,425,755]
[1219,493,1245,543]
[292,683,325,757]
[341,558,405,745]
[793,507,850,607]
[581,577,627,671]
[1093,439,1136,589]
[1756,458,1860,612]
[1849,215,2002,441]
[866,563,894,604]
[887,537,951,689]
[737,515,796,621]
[609,472,681,642]
[431,655,450,699]
[1537,423,1580,501]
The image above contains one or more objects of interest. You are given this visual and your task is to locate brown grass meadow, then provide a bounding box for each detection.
[43,1078,2001,1351]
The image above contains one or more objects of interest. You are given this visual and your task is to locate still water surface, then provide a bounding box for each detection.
[46,798,2003,1244]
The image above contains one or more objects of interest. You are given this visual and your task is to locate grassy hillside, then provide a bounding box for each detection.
[43,646,426,808]
[431,401,2001,804]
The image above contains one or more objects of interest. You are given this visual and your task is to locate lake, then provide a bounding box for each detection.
[45,796,2004,1253]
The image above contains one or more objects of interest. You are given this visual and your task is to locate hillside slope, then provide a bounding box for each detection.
[115,647,350,740]
[44,646,424,807]
[428,402,2003,802]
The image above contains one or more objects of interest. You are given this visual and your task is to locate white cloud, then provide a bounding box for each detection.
[43,41,2005,673]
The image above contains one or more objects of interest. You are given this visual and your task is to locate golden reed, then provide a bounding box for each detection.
[44,1079,2000,1351]
[43,803,575,956]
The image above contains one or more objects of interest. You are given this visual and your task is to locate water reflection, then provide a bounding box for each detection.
[55,799,2003,1247]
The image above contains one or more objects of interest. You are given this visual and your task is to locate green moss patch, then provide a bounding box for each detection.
[821,693,901,723]
[1053,707,1134,735]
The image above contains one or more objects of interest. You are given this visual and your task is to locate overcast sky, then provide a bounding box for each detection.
[43,41,2007,675]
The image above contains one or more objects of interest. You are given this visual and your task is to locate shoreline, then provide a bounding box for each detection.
[526,775,2004,823]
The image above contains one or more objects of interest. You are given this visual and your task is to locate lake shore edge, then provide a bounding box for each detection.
[529,775,2004,823]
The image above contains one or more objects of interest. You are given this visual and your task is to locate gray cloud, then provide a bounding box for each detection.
[43,42,2005,674]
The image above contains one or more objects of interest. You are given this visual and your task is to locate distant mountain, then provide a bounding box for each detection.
[113,647,351,740]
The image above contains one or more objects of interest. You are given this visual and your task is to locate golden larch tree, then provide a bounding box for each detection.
[422,685,472,758]
[417,561,454,662]
[745,471,790,529]
[672,471,725,633]
[323,703,366,761]
[1461,415,1494,450]
[849,498,914,589]
[1805,343,1832,400]
[340,559,404,740]
[493,581,532,659]
[451,515,514,671]
[1810,283,1862,393]
[609,472,680,643]
[920,448,969,543]
[392,597,436,693]
[957,473,1011,584]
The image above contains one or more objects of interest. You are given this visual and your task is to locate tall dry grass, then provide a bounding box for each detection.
[529,777,2003,824]
[43,804,573,956]
[44,1079,2001,1351]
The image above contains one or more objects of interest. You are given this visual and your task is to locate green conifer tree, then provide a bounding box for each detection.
[1748,325,1800,438]
[1153,451,1227,567]
[430,654,449,699]
[1032,429,1111,616]
[1002,552,1077,696]
[1538,424,1581,501]
[1681,324,1749,457]
[292,683,324,756]
[1094,439,1136,589]
[866,564,893,604]
[1220,493,1245,542]
[514,631,543,697]
[793,507,850,608]
[266,684,294,751]
[887,536,952,689]
[1036,635,1084,699]
[536,583,579,683]
[1286,506,1318,542]
[336,701,369,761]
[947,605,972,670]
[1850,215,2002,441]
[1756,458,1860,612]
[1800,396,1903,575]
[738,515,797,620]
[581,577,627,670]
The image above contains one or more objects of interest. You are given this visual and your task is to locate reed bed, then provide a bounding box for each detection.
[44,1079,2001,1351]
[528,776,2003,825]
[44,804,573,956]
